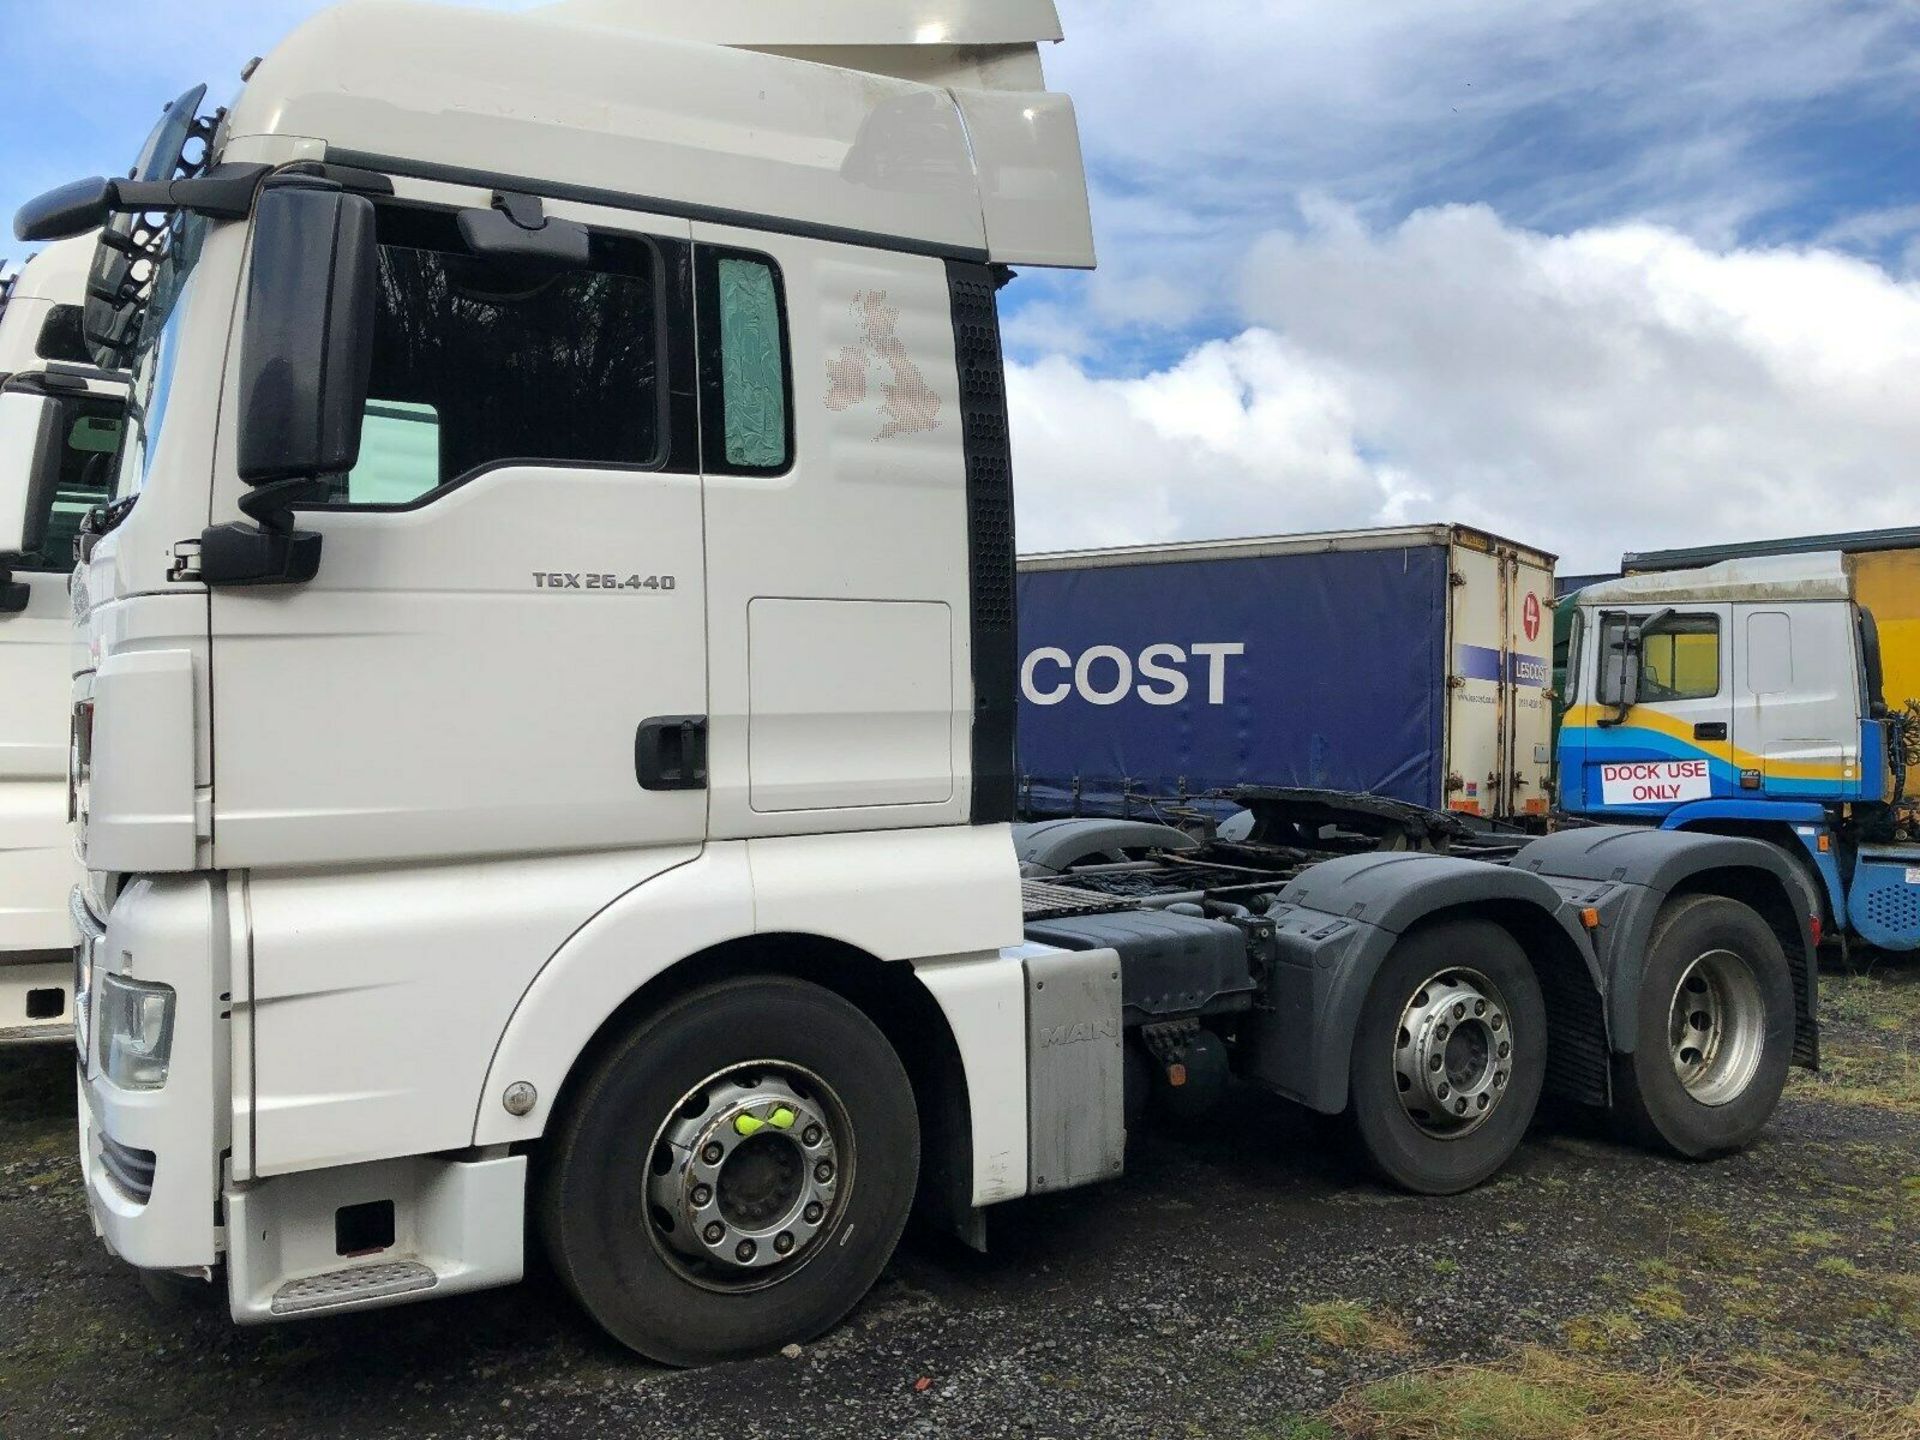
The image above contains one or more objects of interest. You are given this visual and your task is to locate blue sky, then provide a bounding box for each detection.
[4,0,1917,567]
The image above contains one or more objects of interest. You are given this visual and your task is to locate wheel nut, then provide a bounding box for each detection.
[1454,1098,1468,1114]
[691,1184,713,1207]
[701,1142,724,1164]
[703,1222,725,1244]
[1452,1003,1466,1020]
[802,1125,823,1146]
[775,1232,795,1255]
[1491,1014,1504,1031]
[814,1160,835,1184]
[1429,1055,1444,1072]
[736,1239,757,1262]
[1494,1070,1507,1087]
[1477,1094,1489,1110]
[1435,1024,1449,1044]
[1436,1083,1450,1100]
[1474,1000,1486,1017]
[803,1201,824,1224]
[1497,1041,1510,1059]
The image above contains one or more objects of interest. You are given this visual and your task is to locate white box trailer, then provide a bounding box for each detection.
[1017,523,1558,822]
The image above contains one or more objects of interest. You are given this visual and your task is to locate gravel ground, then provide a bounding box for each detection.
[2,959,1917,1439]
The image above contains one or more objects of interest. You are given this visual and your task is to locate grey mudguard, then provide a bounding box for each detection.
[1510,824,1817,1058]
[1012,818,1198,875]
[1239,851,1599,1114]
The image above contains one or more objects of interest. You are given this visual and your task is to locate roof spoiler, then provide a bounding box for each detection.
[538,0,1093,267]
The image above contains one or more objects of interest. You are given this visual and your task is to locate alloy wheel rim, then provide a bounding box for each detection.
[644,1061,852,1293]
[1392,967,1515,1139]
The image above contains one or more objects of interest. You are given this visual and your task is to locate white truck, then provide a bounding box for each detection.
[0,235,125,1046]
[11,0,1816,1366]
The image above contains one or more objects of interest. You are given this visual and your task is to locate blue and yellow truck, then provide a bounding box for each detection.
[1559,549,1920,951]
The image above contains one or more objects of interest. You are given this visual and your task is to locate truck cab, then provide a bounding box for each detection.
[0,234,126,1045]
[15,0,1816,1367]
[1559,552,1908,944]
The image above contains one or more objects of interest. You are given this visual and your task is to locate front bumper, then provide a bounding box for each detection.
[74,877,224,1272]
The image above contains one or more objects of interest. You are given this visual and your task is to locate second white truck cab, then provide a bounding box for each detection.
[16,0,1814,1367]
[0,234,126,1045]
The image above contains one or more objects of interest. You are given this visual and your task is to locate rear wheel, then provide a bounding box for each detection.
[1346,919,1548,1194]
[539,975,919,1364]
[1613,894,1793,1158]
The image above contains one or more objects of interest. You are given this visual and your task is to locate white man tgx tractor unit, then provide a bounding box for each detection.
[8,0,1815,1366]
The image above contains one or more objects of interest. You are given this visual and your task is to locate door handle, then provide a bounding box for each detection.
[635,715,708,791]
[1693,722,1727,741]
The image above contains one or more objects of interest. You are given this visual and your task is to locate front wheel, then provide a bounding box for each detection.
[1612,894,1794,1158]
[1345,919,1548,1195]
[538,975,919,1365]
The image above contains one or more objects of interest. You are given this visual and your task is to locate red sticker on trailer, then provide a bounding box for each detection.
[1522,592,1541,642]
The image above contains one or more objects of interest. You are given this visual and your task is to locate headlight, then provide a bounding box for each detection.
[98,973,175,1091]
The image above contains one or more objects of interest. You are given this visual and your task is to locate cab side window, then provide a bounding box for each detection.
[324,205,665,507]
[696,248,791,475]
[13,399,121,572]
[1640,615,1720,701]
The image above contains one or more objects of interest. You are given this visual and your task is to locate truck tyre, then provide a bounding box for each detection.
[1346,919,1548,1195]
[1612,894,1793,1159]
[538,975,919,1365]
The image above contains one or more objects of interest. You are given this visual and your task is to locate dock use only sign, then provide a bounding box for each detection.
[1599,759,1712,804]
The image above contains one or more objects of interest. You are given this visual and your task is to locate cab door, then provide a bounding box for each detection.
[1580,604,1733,816]
[208,191,708,871]
[1733,603,1862,800]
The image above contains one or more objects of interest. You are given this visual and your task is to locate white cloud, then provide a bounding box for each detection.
[1041,0,1920,333]
[1010,204,1920,572]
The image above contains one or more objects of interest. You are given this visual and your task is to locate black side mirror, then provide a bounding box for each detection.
[197,178,377,587]
[237,178,378,497]
[13,178,115,245]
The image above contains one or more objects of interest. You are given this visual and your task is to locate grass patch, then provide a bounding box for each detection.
[1260,1421,1338,1440]
[1562,1312,1642,1355]
[1793,1043,1920,1113]
[1631,1284,1687,1323]
[1813,1256,1862,1278]
[1431,1258,1459,1278]
[1792,969,1920,1113]
[1821,971,1920,1030]
[1329,1347,1920,1438]
[1291,1300,1410,1354]
[1788,1229,1841,1251]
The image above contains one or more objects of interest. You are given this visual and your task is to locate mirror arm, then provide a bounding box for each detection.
[236,476,331,529]
[111,163,275,222]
